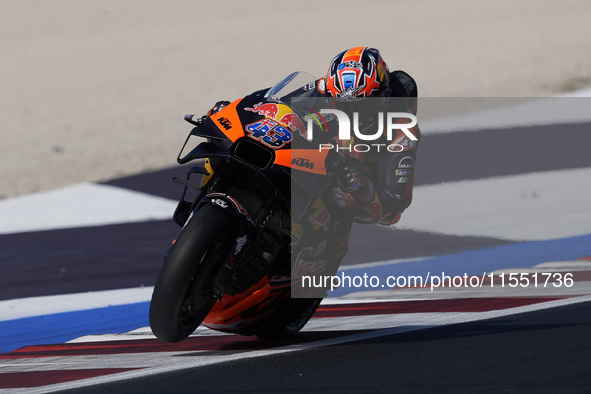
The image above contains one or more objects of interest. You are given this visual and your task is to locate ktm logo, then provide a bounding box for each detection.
[217,117,232,130]
[292,157,314,169]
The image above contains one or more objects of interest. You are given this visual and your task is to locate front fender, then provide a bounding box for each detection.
[199,193,256,229]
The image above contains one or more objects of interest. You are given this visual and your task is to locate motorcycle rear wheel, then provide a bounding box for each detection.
[149,204,236,343]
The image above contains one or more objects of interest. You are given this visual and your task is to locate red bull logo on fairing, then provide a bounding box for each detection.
[245,102,307,137]
[245,102,279,119]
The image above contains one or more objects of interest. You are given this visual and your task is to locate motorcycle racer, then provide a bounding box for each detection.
[294,47,422,287]
[201,47,420,284]
[205,47,420,226]
[314,46,421,226]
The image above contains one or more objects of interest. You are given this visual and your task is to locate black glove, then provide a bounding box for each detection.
[326,151,367,194]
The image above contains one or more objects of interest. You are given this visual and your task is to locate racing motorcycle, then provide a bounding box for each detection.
[149,72,349,342]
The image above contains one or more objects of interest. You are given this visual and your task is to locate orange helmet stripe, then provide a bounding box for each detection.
[341,46,365,63]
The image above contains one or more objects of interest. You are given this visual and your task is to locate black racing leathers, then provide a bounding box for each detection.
[320,70,421,225]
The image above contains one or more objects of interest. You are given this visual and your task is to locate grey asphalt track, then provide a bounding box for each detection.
[54,301,591,394]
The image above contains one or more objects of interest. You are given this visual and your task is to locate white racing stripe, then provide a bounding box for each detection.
[420,92,591,134]
[398,167,591,241]
[0,183,176,235]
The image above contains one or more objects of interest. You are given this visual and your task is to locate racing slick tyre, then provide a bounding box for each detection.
[253,297,322,339]
[149,204,237,343]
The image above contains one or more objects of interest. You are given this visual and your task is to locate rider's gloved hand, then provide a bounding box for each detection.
[340,163,367,194]
[326,151,367,194]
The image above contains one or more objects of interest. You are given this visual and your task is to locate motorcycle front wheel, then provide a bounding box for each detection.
[149,204,237,343]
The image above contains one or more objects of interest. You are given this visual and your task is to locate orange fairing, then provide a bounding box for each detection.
[203,276,271,325]
[275,149,329,175]
[211,99,245,142]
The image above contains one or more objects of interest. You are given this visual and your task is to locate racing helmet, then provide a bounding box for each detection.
[325,47,392,99]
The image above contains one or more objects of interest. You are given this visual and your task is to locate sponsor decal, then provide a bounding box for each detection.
[331,187,350,207]
[245,118,292,148]
[317,77,326,94]
[217,116,232,130]
[244,102,312,148]
[225,256,238,270]
[211,198,228,209]
[291,157,314,169]
[245,102,279,119]
[245,102,306,133]
[208,193,254,224]
[391,133,418,151]
[398,156,414,169]
[308,200,331,231]
[292,242,328,277]
[338,60,363,71]
[235,235,247,255]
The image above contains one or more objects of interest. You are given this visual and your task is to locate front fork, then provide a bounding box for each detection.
[195,193,258,293]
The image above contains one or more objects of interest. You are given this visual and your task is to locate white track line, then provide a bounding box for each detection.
[398,167,591,241]
[0,183,176,234]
